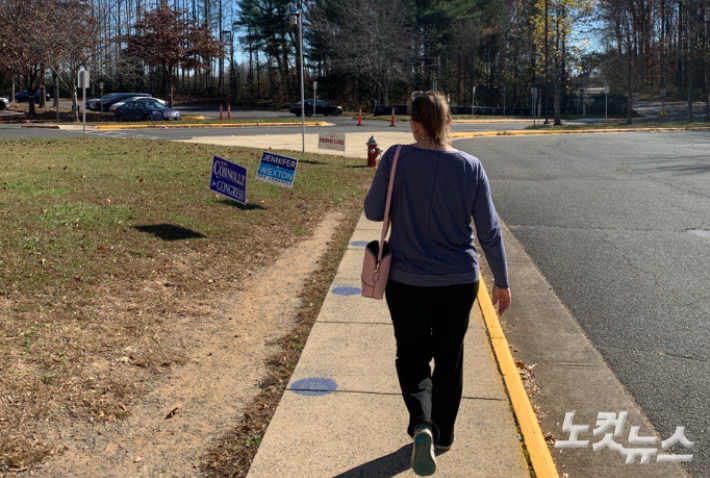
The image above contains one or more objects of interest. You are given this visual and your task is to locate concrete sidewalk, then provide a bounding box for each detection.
[180,131,415,159]
[246,215,530,478]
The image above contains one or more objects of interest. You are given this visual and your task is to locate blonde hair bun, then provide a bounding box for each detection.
[411,91,452,146]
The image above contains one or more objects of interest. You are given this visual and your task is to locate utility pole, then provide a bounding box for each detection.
[218,0,223,96]
[248,24,254,98]
[288,3,305,153]
[544,0,550,124]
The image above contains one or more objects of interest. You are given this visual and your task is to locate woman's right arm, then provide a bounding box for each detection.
[363,149,392,222]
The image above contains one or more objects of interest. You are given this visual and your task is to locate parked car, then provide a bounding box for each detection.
[14,90,51,103]
[289,100,343,117]
[87,93,121,111]
[114,100,180,122]
[109,96,166,111]
[88,92,151,111]
[0,97,8,110]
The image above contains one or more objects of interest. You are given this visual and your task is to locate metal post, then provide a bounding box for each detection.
[472,86,476,117]
[82,83,86,138]
[605,84,609,122]
[544,0,549,125]
[313,81,317,117]
[298,11,305,154]
[503,84,506,118]
[53,71,59,121]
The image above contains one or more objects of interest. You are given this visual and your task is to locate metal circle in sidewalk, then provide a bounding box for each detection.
[350,241,368,247]
[332,286,361,296]
[291,378,338,396]
[687,228,710,239]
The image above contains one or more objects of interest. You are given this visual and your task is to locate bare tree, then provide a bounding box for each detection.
[49,0,102,121]
[312,0,413,106]
[122,2,224,107]
[0,0,61,117]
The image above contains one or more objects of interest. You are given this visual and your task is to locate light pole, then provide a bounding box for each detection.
[288,3,306,154]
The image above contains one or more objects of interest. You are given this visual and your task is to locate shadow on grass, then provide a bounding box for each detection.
[347,164,373,169]
[300,159,328,165]
[212,198,266,210]
[133,224,206,241]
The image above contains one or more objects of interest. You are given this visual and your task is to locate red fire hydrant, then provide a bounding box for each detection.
[367,135,381,167]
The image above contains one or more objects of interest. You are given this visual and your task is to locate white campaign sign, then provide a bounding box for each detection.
[318,132,346,151]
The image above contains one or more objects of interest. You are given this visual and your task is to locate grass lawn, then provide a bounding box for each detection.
[0,138,373,471]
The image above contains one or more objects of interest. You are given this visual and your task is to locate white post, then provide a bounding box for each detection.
[78,70,89,138]
[472,86,476,117]
[82,85,86,138]
[313,80,317,117]
[99,81,104,112]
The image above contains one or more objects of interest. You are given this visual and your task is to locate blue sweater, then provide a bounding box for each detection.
[364,144,509,288]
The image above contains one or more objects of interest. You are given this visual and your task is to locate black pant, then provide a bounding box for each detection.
[385,279,479,446]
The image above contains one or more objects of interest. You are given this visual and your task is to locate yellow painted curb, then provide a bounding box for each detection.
[452,119,532,124]
[478,279,559,478]
[453,126,710,139]
[95,121,328,130]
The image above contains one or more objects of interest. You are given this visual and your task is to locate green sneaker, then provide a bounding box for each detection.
[412,427,436,476]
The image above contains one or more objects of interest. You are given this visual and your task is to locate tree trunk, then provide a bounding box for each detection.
[553,59,561,125]
[687,55,694,122]
[553,10,562,126]
[627,23,633,125]
[71,87,79,122]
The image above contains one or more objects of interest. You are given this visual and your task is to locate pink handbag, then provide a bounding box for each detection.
[361,145,402,299]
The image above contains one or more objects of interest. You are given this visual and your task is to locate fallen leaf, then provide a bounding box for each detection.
[134,456,145,463]
[117,403,127,411]
[165,405,181,420]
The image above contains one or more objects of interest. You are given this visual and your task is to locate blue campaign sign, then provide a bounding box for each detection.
[255,151,298,189]
[210,155,247,205]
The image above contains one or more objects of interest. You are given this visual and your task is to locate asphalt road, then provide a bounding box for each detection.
[456,132,710,478]
[0,116,530,141]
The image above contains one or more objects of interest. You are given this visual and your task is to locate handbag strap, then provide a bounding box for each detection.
[378,144,402,264]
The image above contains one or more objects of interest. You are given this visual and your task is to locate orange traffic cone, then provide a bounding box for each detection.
[227,103,231,120]
[220,104,223,120]
[389,107,396,127]
[357,107,362,126]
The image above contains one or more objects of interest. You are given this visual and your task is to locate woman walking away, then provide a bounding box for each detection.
[364,91,511,476]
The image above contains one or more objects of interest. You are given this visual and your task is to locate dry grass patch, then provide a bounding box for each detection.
[0,138,372,473]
